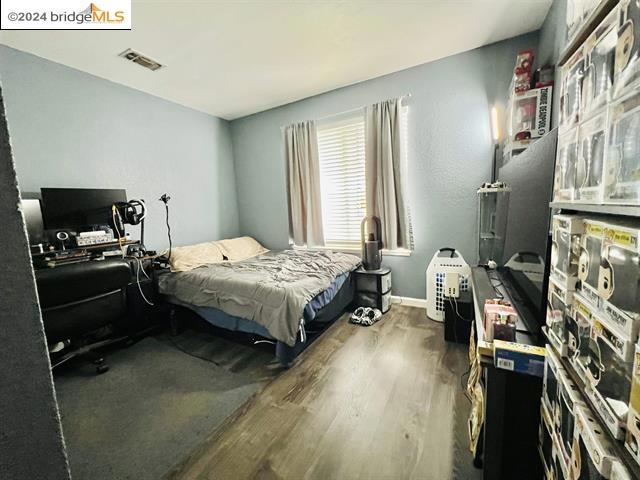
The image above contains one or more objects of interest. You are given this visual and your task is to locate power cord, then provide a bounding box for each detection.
[159,193,172,262]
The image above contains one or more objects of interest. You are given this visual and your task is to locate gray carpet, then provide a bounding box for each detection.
[54,332,280,480]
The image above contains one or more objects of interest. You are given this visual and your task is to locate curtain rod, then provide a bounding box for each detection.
[281,93,411,131]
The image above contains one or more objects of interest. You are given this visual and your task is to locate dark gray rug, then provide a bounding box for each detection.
[54,332,281,480]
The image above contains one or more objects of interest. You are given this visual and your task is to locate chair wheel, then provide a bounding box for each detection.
[473,457,483,469]
[96,364,109,374]
[92,357,105,365]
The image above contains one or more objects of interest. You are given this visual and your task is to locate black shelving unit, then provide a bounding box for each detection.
[558,0,619,65]
[547,202,640,478]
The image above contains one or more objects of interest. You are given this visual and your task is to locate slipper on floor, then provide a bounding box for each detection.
[350,306,367,324]
[360,308,382,326]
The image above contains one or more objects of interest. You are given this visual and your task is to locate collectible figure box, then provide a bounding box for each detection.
[570,404,617,479]
[625,344,640,464]
[555,128,580,202]
[577,218,606,307]
[567,293,594,383]
[554,437,570,480]
[583,7,619,114]
[605,89,640,204]
[598,222,640,337]
[576,110,608,203]
[560,48,585,130]
[610,460,633,480]
[547,275,574,356]
[544,345,565,417]
[510,86,553,141]
[539,403,555,478]
[552,214,585,288]
[483,299,518,342]
[557,369,587,464]
[585,313,635,440]
[615,0,640,97]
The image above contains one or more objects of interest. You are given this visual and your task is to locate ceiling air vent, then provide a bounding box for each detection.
[118,49,164,71]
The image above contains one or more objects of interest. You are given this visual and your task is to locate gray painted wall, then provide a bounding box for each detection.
[0,86,71,479]
[0,45,240,251]
[230,32,539,298]
[537,0,568,128]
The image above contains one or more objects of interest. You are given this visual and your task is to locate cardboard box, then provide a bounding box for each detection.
[614,0,640,98]
[572,404,618,478]
[625,344,640,464]
[567,293,594,383]
[554,127,580,202]
[575,109,608,203]
[557,368,587,464]
[598,222,640,339]
[551,214,585,288]
[582,6,619,114]
[577,218,606,308]
[560,47,585,130]
[585,312,635,440]
[543,345,564,418]
[547,275,573,356]
[494,340,546,377]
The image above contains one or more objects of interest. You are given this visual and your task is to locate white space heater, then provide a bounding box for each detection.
[426,248,471,322]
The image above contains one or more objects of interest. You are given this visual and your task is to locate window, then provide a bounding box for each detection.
[317,114,366,248]
[316,107,409,251]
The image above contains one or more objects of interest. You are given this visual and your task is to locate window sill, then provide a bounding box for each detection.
[292,244,412,257]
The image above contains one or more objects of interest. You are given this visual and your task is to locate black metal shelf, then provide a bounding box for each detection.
[558,0,619,66]
[544,336,640,478]
[550,201,640,218]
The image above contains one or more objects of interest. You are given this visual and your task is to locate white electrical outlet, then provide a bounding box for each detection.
[444,272,460,298]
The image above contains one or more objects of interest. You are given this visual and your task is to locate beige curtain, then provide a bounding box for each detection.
[365,98,412,250]
[284,121,324,247]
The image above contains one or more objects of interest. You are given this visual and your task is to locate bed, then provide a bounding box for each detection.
[157,245,360,365]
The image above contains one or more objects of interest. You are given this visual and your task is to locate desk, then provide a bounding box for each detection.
[470,266,543,480]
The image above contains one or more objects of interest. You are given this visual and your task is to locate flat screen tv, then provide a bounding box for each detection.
[41,188,127,230]
[497,129,557,337]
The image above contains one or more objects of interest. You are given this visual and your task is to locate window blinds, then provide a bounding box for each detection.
[317,115,366,248]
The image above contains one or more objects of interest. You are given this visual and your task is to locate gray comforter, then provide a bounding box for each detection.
[158,249,360,346]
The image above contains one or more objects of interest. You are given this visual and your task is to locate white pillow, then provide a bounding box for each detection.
[214,236,268,262]
[169,242,224,272]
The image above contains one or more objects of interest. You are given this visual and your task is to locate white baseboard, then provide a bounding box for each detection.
[390,295,427,309]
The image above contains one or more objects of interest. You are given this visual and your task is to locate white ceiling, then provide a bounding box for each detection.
[0,1,552,120]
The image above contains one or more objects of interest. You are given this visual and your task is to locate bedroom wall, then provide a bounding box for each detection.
[537,0,567,128]
[0,45,240,251]
[230,32,539,299]
[0,85,71,479]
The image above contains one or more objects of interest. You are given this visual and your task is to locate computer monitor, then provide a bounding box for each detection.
[20,198,45,245]
[41,188,127,229]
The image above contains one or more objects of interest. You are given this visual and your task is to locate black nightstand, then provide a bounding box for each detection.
[353,266,392,313]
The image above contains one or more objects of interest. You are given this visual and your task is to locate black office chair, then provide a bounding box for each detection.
[36,259,132,374]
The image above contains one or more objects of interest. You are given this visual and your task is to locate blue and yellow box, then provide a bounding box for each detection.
[494,340,546,377]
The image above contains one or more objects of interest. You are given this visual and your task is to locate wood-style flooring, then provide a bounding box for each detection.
[167,306,476,480]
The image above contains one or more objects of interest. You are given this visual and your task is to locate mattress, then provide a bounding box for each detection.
[180,271,350,340]
[158,249,360,346]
